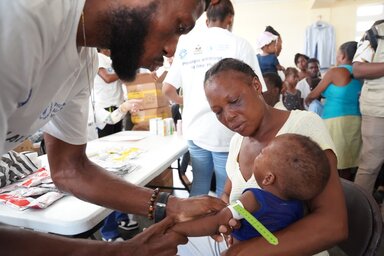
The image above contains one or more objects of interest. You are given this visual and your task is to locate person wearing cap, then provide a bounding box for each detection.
[0,1,226,255]
[265,25,283,57]
[163,0,265,199]
[257,31,285,74]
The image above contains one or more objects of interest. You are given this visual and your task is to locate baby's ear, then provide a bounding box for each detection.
[262,172,275,186]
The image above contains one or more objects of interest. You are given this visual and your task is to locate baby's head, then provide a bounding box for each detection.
[257,31,278,54]
[284,67,299,87]
[252,134,330,201]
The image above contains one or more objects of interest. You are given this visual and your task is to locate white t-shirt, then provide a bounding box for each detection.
[93,53,124,108]
[226,110,336,203]
[0,0,97,153]
[296,78,311,109]
[164,27,265,152]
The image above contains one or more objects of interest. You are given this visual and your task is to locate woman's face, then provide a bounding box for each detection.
[204,70,265,137]
[296,56,307,71]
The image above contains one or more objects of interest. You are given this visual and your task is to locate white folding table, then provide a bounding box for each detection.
[0,131,188,236]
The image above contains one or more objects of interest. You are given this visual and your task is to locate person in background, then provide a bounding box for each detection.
[88,98,143,241]
[353,20,384,195]
[93,49,125,138]
[0,1,227,255]
[175,134,330,254]
[282,67,304,110]
[296,58,322,114]
[93,48,142,242]
[294,53,310,80]
[88,99,142,141]
[202,58,347,256]
[265,25,283,57]
[257,31,285,74]
[262,72,286,110]
[163,0,264,197]
[306,41,362,181]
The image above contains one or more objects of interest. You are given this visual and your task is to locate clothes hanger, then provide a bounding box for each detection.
[316,15,324,27]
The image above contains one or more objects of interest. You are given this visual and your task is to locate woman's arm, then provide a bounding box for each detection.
[224,149,348,256]
[103,99,142,125]
[305,70,333,106]
[97,67,119,83]
[221,178,232,204]
[162,82,183,105]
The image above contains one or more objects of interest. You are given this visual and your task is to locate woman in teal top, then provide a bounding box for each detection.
[321,64,362,119]
[305,41,363,180]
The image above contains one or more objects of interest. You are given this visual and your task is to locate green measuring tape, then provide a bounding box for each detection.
[233,200,279,245]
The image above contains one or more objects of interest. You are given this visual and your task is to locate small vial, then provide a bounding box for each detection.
[176,119,182,136]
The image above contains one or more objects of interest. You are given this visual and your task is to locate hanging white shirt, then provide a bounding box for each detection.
[304,21,336,69]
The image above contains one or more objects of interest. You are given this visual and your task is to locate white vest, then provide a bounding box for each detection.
[360,23,384,117]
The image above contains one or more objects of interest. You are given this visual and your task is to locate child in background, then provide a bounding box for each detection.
[294,53,310,80]
[257,31,285,74]
[283,67,304,110]
[262,72,286,110]
[172,134,330,243]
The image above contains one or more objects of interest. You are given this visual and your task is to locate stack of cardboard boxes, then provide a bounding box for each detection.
[124,72,171,130]
[125,72,174,191]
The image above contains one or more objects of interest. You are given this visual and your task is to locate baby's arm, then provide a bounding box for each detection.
[171,190,259,237]
[171,206,233,237]
[276,63,285,71]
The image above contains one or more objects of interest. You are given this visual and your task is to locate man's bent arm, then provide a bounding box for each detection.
[44,133,226,221]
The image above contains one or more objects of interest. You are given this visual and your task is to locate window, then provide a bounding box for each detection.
[355,3,384,42]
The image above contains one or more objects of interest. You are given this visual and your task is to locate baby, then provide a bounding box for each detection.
[171,133,330,243]
[257,31,285,74]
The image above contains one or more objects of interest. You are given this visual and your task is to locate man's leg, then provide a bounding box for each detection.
[355,115,384,194]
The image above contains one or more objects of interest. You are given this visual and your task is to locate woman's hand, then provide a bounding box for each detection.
[120,99,143,113]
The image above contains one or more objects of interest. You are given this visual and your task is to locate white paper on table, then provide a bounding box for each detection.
[99,132,148,142]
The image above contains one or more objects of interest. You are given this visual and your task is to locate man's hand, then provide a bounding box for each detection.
[121,217,187,256]
[166,195,227,222]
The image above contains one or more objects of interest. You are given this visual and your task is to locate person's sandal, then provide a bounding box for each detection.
[118,220,139,231]
[102,236,124,242]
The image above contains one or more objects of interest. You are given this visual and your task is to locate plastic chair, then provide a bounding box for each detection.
[336,179,383,256]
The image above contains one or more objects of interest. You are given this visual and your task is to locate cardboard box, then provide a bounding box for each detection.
[131,106,171,125]
[146,168,173,193]
[12,139,40,153]
[125,72,169,110]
